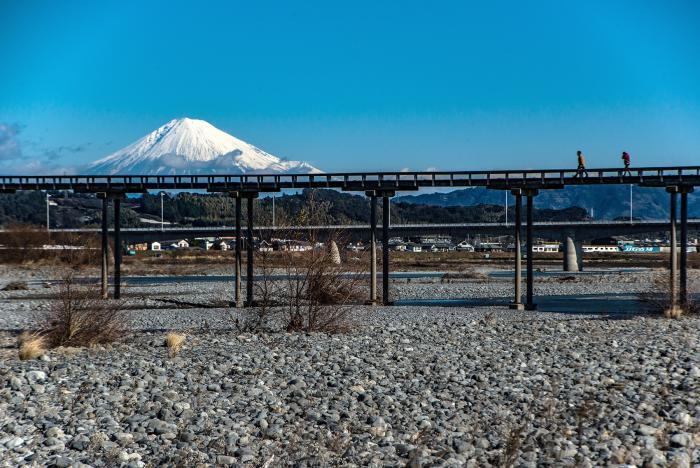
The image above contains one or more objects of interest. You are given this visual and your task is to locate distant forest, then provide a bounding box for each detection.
[0,189,589,229]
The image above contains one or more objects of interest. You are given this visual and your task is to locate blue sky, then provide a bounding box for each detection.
[1,0,699,174]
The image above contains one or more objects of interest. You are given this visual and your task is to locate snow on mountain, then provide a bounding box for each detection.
[87,118,321,175]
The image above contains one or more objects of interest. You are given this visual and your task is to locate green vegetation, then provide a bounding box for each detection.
[1,189,589,229]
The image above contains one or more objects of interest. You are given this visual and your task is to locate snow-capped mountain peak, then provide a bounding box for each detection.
[87,118,320,175]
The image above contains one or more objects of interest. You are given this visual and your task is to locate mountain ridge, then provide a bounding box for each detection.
[395,186,700,220]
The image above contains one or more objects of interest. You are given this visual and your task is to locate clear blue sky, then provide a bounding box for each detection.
[1,0,699,174]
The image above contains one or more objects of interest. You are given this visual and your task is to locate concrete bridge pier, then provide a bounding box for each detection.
[113,195,123,299]
[366,191,378,305]
[98,194,109,299]
[509,189,524,310]
[524,188,538,311]
[562,229,583,272]
[245,194,258,307]
[678,186,694,306]
[234,195,243,307]
[667,187,679,309]
[381,191,395,306]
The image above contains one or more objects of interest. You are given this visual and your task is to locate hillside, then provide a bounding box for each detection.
[395,186,700,220]
[0,189,589,229]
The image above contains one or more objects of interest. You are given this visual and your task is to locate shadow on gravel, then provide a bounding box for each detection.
[395,293,663,317]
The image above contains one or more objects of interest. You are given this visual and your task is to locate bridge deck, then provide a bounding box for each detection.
[40,219,700,233]
[1,166,699,193]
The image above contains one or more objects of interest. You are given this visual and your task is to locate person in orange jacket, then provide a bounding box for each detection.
[621,151,631,176]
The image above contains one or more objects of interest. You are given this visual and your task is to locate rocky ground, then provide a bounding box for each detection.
[0,267,699,466]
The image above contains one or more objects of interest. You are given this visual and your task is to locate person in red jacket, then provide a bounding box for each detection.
[621,151,631,176]
[574,150,588,178]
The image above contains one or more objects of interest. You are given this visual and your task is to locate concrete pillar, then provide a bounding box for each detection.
[234,195,242,307]
[562,230,583,272]
[679,188,694,306]
[524,189,538,311]
[668,188,678,308]
[246,196,255,307]
[509,190,523,310]
[100,196,109,299]
[368,193,378,305]
[382,193,392,305]
[113,197,122,300]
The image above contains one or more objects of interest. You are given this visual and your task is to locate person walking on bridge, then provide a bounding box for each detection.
[621,151,631,176]
[575,150,588,178]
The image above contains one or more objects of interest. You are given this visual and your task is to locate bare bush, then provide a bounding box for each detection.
[0,223,50,263]
[39,274,128,347]
[442,269,489,281]
[0,224,100,267]
[245,190,365,333]
[637,271,698,317]
[2,280,28,291]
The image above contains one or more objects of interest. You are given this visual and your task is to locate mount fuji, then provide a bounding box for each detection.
[87,118,321,175]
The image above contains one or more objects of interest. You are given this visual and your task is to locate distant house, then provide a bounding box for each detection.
[412,235,452,245]
[150,242,161,251]
[582,245,620,253]
[424,242,455,252]
[456,241,475,252]
[129,243,148,251]
[213,239,228,251]
[346,242,365,252]
[475,242,503,252]
[531,243,559,253]
[390,242,407,252]
[258,240,274,252]
[405,242,422,253]
[288,240,312,252]
[176,239,190,249]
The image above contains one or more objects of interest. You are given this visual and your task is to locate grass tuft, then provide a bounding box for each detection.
[3,281,29,291]
[165,332,186,357]
[18,333,47,360]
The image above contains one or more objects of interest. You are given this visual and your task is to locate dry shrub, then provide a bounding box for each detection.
[442,270,489,281]
[0,223,49,263]
[165,332,186,357]
[2,281,28,291]
[0,224,99,267]
[39,274,127,347]
[638,272,698,317]
[244,190,365,334]
[306,259,364,305]
[251,242,362,334]
[18,332,47,360]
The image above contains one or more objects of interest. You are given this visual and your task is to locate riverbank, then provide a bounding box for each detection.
[0,266,698,466]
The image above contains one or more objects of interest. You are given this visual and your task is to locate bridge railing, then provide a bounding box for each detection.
[2,166,700,191]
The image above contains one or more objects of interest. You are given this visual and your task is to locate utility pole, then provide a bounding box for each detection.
[45,193,51,232]
[504,191,508,226]
[160,192,165,231]
[629,184,633,223]
[272,194,275,227]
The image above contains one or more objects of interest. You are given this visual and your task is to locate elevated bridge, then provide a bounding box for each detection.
[2,165,697,311]
[45,219,700,242]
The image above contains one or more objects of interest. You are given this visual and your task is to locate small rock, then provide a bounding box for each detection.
[26,370,47,383]
[670,432,691,447]
[217,455,236,465]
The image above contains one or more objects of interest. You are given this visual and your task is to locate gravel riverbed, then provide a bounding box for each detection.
[1,268,699,466]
